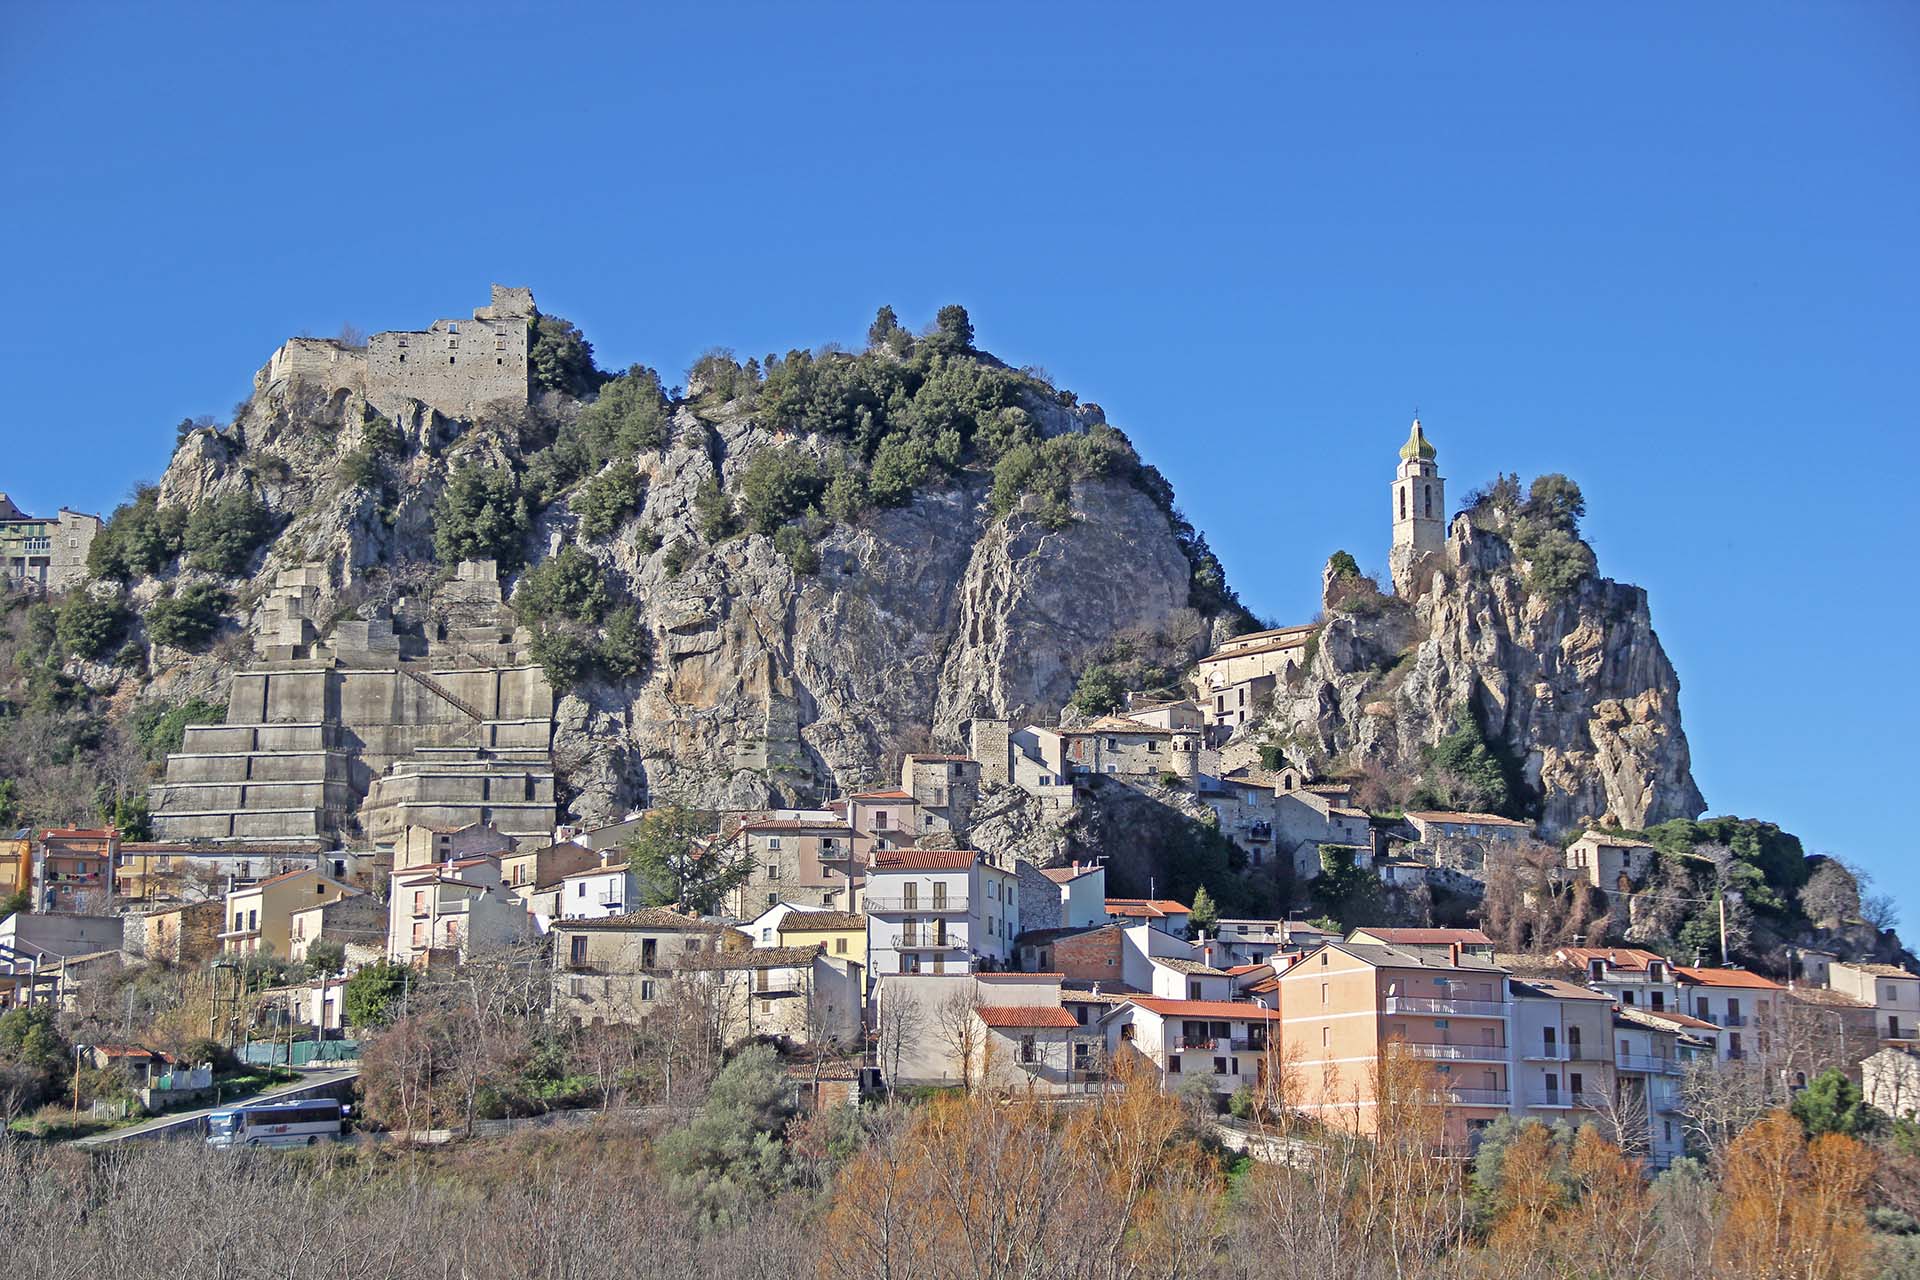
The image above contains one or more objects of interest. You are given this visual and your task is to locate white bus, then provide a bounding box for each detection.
[206,1098,348,1148]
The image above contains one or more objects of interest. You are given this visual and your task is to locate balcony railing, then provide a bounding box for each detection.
[866,895,968,913]
[1402,1040,1509,1062]
[1173,1037,1265,1053]
[1615,1052,1682,1075]
[1711,1013,1748,1027]
[1523,1089,1609,1109]
[1444,1088,1511,1107]
[895,933,962,950]
[1384,996,1512,1018]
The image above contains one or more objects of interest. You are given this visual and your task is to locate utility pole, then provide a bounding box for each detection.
[1718,895,1729,967]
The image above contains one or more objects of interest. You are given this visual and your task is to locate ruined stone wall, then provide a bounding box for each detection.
[365,286,532,421]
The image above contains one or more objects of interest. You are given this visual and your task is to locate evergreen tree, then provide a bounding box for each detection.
[1188,885,1220,936]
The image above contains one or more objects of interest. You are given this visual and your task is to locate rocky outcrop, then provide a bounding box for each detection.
[129,365,1215,828]
[1264,511,1705,835]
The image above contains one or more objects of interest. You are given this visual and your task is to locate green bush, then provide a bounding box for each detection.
[55,593,130,659]
[737,447,824,536]
[184,490,275,576]
[434,463,529,569]
[528,623,598,691]
[513,546,610,624]
[87,486,186,580]
[1415,705,1529,818]
[573,461,647,539]
[1327,549,1362,580]
[1509,474,1598,597]
[662,540,692,577]
[576,364,671,454]
[694,476,735,542]
[632,525,664,555]
[132,697,228,760]
[143,583,228,650]
[528,313,602,397]
[1069,664,1125,717]
[598,605,651,679]
[821,464,866,524]
[772,523,820,575]
[343,961,410,1030]
[866,432,934,507]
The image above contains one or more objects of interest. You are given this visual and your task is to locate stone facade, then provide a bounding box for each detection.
[150,561,557,855]
[1389,418,1446,596]
[364,285,533,422]
[124,900,224,965]
[0,495,101,591]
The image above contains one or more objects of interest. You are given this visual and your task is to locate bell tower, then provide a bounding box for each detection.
[1389,418,1445,595]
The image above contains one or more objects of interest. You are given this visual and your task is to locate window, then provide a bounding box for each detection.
[1320,982,1329,1006]
[1020,1035,1037,1065]
[902,954,920,974]
[448,322,458,333]
[1543,1027,1556,1054]
[767,837,782,850]
[1567,1027,1582,1055]
[833,937,847,955]
[640,979,655,1000]
[1423,484,1432,517]
[760,928,771,943]
[569,936,587,966]
[1570,1072,1584,1096]
[1622,990,1636,1006]
[577,883,587,898]
[1399,487,1407,518]
[1214,1057,1230,1075]
[1544,1072,1559,1097]
[1322,1027,1330,1048]
[767,863,783,880]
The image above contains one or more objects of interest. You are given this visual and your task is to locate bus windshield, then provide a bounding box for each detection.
[208,1112,239,1136]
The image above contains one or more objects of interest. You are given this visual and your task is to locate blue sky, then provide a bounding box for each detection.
[3,4,1916,932]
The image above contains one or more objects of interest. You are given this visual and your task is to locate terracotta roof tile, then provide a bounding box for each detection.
[975,1005,1079,1029]
[1130,997,1282,1021]
[871,849,979,872]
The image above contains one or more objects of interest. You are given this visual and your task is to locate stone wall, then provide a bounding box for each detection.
[365,285,532,421]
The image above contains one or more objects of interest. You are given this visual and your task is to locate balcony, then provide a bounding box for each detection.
[1523,1089,1608,1110]
[866,895,968,913]
[1711,1013,1747,1028]
[1173,1037,1265,1053]
[1384,996,1512,1018]
[895,933,963,951]
[1444,1088,1511,1108]
[1615,1052,1682,1075]
[1402,1040,1509,1062]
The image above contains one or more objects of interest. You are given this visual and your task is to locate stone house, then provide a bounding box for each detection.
[125,900,224,965]
[1564,830,1656,893]
[500,840,602,898]
[551,908,748,1025]
[900,754,983,835]
[1016,923,1127,984]
[1060,716,1201,780]
[0,495,100,591]
[1404,810,1533,848]
[1189,624,1316,738]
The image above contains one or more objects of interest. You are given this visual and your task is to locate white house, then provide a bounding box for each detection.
[864,849,1018,978]
[1101,996,1283,1098]
[555,861,637,920]
[386,854,536,965]
[1036,862,1108,929]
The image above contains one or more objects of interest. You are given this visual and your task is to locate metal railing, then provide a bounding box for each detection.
[895,931,960,950]
[866,895,968,913]
[1615,1052,1682,1075]
[1444,1088,1511,1107]
[1403,1040,1509,1061]
[1384,996,1512,1018]
[1172,1037,1265,1053]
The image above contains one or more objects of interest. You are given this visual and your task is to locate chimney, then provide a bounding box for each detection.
[1448,941,1461,967]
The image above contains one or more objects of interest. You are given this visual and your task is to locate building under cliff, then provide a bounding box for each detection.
[150,561,556,861]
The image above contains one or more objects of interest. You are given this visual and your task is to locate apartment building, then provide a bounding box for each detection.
[553,861,636,920]
[1675,966,1785,1060]
[725,811,861,917]
[1611,1010,1694,1168]
[1554,946,1681,1013]
[33,827,116,913]
[1509,978,1616,1118]
[220,867,360,957]
[386,855,535,965]
[1279,941,1513,1146]
[865,849,1018,978]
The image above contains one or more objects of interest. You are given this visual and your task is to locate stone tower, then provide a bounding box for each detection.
[1389,417,1445,596]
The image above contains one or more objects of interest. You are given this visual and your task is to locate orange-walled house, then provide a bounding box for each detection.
[1279,940,1513,1147]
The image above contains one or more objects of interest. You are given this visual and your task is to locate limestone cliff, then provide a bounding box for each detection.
[1260,502,1706,835]
[127,332,1228,829]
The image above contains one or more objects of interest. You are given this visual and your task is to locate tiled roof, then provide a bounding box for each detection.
[1510,978,1614,1003]
[1197,634,1312,665]
[556,908,739,933]
[977,972,1065,981]
[1789,987,1873,1009]
[1014,924,1113,946]
[905,754,973,763]
[559,864,628,880]
[1130,997,1282,1021]
[871,849,979,871]
[1038,864,1101,884]
[1226,963,1271,977]
[1837,961,1920,979]
[778,911,865,932]
[975,1005,1079,1029]
[1630,1008,1721,1031]
[1675,966,1784,991]
[1555,946,1670,972]
[1062,716,1174,736]
[1154,957,1229,977]
[1313,941,1506,974]
[740,819,856,834]
[1351,927,1494,947]
[677,945,822,971]
[1106,898,1190,918]
[1577,830,1656,848]
[847,790,913,801]
[1405,810,1532,828]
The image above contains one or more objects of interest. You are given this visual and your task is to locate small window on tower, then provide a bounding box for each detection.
[1399,487,1407,519]
[1424,484,1432,517]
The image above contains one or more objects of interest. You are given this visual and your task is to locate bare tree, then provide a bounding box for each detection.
[872,983,922,1098]
[932,988,983,1090]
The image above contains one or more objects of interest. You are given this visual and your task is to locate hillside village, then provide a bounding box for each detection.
[0,286,1911,1272]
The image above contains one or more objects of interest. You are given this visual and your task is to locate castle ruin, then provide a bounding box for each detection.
[253,285,535,423]
[150,561,557,862]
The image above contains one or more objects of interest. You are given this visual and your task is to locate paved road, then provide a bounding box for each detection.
[72,1068,361,1147]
